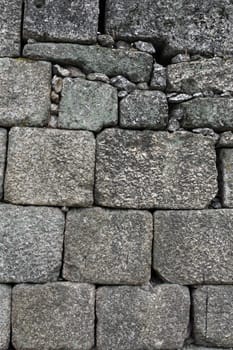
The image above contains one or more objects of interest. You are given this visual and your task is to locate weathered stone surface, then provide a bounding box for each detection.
[23,43,153,82]
[105,0,233,58]
[193,286,233,347]
[0,204,64,283]
[12,282,95,350]
[0,58,51,127]
[5,128,95,206]
[23,0,99,44]
[153,210,233,285]
[120,90,168,129]
[167,58,233,94]
[63,207,152,284]
[184,347,230,350]
[178,98,233,131]
[97,284,190,350]
[59,78,118,132]
[0,0,21,57]
[95,129,217,209]
[219,149,233,207]
[150,63,167,90]
[0,285,11,350]
[218,132,233,147]
[0,129,7,199]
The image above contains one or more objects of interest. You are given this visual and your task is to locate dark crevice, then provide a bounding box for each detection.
[58,211,67,280]
[215,148,224,207]
[20,0,26,56]
[2,130,9,201]
[186,287,195,345]
[98,0,106,34]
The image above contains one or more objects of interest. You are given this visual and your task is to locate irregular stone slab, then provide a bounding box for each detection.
[0,58,51,127]
[23,43,153,82]
[95,129,217,209]
[23,0,99,44]
[63,207,153,284]
[120,90,168,129]
[193,286,233,347]
[105,0,233,58]
[0,204,64,283]
[12,282,95,350]
[4,128,95,206]
[0,0,21,57]
[167,58,233,94]
[59,78,118,132]
[218,132,233,147]
[0,285,11,350]
[153,210,233,285]
[0,129,7,199]
[97,284,190,350]
[178,98,233,131]
[219,149,233,207]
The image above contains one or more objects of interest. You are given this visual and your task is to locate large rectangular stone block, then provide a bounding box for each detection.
[220,149,233,207]
[153,210,233,285]
[167,58,233,94]
[178,98,233,131]
[193,286,233,347]
[23,0,99,44]
[23,43,153,82]
[0,58,51,127]
[97,284,190,350]
[95,129,217,209]
[0,129,7,199]
[105,0,233,58]
[0,285,11,350]
[0,204,64,283]
[63,207,153,284]
[59,78,118,132]
[0,0,21,57]
[12,283,95,350]
[4,128,95,206]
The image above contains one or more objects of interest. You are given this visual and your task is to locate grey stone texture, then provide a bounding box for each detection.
[0,204,64,283]
[0,285,11,350]
[59,78,118,132]
[167,58,233,94]
[97,284,190,350]
[23,0,99,44]
[23,43,153,82]
[95,129,217,209]
[150,63,167,91]
[0,0,21,57]
[153,210,233,285]
[105,0,233,58]
[193,286,233,347]
[4,128,95,207]
[12,282,95,350]
[63,207,153,284]
[0,58,51,127]
[120,90,168,129]
[219,149,233,207]
[218,131,233,147]
[0,129,7,199]
[178,98,233,131]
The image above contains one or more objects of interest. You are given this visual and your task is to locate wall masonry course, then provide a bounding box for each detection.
[95,129,217,209]
[0,285,11,350]
[12,282,95,350]
[23,43,153,82]
[0,204,64,283]
[23,0,99,44]
[153,210,233,285]
[63,207,153,284]
[0,58,51,127]
[97,284,190,350]
[0,0,21,57]
[193,286,233,347]
[4,127,96,206]
[59,78,118,132]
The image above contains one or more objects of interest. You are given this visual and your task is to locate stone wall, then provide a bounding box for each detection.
[1,1,233,349]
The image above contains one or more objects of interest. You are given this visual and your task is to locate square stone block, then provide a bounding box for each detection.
[95,129,217,209]
[59,78,118,132]
[97,284,190,350]
[4,128,95,206]
[63,207,153,284]
[0,58,51,127]
[12,282,95,350]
